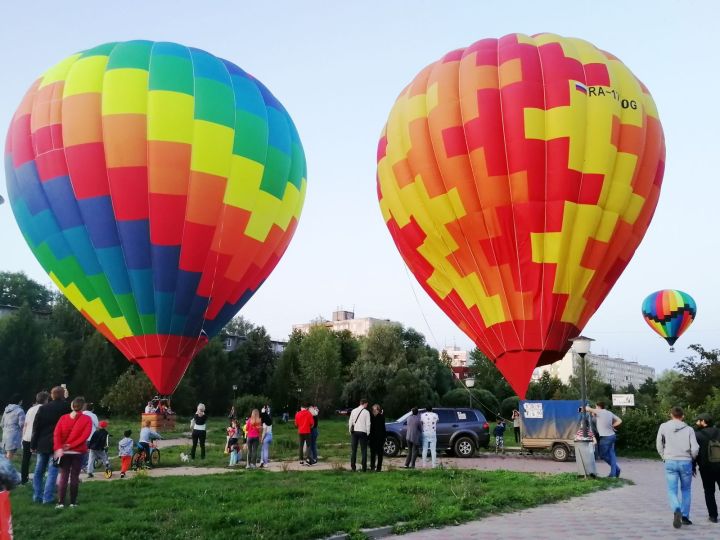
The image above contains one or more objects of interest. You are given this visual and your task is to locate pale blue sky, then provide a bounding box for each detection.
[1,1,717,374]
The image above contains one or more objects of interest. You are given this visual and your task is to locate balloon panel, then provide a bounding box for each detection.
[642,289,696,346]
[5,41,307,393]
[377,33,665,397]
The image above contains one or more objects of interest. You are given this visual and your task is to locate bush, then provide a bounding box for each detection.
[441,388,473,407]
[234,395,271,418]
[615,408,664,452]
[500,396,520,421]
[101,368,154,416]
[471,389,501,421]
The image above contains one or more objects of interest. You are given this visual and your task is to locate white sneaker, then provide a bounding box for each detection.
[55,504,64,509]
[69,504,78,508]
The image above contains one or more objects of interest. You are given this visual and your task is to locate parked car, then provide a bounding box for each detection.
[383,408,490,458]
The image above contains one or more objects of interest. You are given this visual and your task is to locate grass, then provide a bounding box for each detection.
[9,469,618,539]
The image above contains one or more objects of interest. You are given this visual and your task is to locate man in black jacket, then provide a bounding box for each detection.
[695,413,720,523]
[30,386,70,504]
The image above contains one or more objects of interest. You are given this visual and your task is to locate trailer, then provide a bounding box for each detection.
[519,400,583,461]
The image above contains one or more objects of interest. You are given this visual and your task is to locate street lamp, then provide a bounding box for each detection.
[232,384,238,402]
[464,377,475,408]
[570,335,596,478]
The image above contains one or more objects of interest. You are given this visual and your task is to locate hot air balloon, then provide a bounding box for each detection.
[377,33,664,398]
[5,41,307,394]
[642,290,696,352]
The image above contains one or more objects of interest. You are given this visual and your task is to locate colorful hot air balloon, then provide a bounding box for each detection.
[5,41,307,394]
[377,33,665,398]
[642,290,696,352]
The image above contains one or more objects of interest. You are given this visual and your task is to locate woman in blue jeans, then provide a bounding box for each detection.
[260,408,273,468]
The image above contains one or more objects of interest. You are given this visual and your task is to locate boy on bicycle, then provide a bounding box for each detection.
[138,420,162,467]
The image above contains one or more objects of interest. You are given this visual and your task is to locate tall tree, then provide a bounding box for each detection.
[0,271,53,311]
[298,326,342,411]
[228,326,277,396]
[270,330,303,413]
[71,332,125,402]
[468,349,514,400]
[0,305,43,404]
[673,344,720,408]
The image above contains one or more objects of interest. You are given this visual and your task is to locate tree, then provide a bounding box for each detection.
[270,330,303,413]
[0,271,53,311]
[298,326,342,411]
[656,370,686,412]
[383,369,437,418]
[0,304,43,404]
[187,338,233,415]
[228,326,277,396]
[101,368,155,416]
[222,315,255,337]
[526,372,567,400]
[638,377,658,399]
[673,344,720,408]
[468,348,514,400]
[335,330,360,376]
[71,332,126,403]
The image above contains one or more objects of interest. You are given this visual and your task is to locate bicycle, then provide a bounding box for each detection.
[131,441,161,470]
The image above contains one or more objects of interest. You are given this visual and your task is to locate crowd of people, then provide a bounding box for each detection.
[225,404,274,469]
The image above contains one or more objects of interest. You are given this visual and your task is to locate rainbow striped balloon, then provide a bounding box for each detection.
[5,41,307,393]
[641,290,696,350]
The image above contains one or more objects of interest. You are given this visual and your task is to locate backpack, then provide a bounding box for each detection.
[709,431,720,463]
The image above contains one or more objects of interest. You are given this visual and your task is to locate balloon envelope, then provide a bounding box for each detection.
[642,290,696,347]
[5,41,307,394]
[377,33,665,398]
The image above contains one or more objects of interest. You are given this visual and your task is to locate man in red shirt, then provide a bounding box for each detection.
[294,403,313,465]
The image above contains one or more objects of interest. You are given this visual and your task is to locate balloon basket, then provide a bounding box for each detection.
[669,347,675,353]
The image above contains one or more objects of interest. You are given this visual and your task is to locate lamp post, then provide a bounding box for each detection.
[570,335,596,478]
[232,384,238,403]
[464,377,475,408]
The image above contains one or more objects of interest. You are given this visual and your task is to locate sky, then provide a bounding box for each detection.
[0,0,717,375]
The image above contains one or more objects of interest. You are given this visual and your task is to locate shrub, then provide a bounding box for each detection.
[441,388,473,407]
[615,408,664,452]
[500,396,520,421]
[234,394,271,418]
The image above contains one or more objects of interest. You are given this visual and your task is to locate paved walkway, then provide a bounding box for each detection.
[389,455,719,540]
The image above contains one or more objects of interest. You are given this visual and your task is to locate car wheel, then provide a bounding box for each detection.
[383,436,400,457]
[454,436,475,458]
[551,444,569,462]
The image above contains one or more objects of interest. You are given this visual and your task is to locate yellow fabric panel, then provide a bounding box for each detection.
[39,54,82,89]
[147,90,194,144]
[102,69,149,115]
[190,120,234,177]
[63,55,108,97]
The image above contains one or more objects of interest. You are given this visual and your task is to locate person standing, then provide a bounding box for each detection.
[348,399,371,472]
[404,407,421,469]
[369,404,386,472]
[31,386,70,504]
[86,420,110,478]
[190,403,208,460]
[80,402,98,472]
[138,421,161,467]
[118,430,133,479]
[657,406,699,528]
[420,406,439,468]
[308,405,319,465]
[2,395,25,459]
[494,420,506,454]
[694,413,720,523]
[585,402,622,478]
[20,391,48,485]
[53,396,92,508]
[245,409,262,469]
[512,409,521,444]
[295,403,313,465]
[260,407,273,468]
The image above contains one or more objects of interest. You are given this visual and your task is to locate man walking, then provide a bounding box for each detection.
[404,407,421,469]
[294,403,313,466]
[20,391,48,485]
[30,386,70,504]
[420,405,439,468]
[586,402,622,477]
[348,399,370,472]
[657,406,699,528]
[694,412,720,523]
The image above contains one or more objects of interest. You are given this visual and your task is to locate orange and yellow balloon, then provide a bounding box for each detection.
[377,33,665,398]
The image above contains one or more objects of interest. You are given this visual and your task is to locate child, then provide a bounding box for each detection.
[226,419,239,455]
[87,420,111,478]
[228,442,240,466]
[118,429,134,478]
[493,420,506,454]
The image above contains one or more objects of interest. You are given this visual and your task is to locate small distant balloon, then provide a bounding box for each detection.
[641,290,696,352]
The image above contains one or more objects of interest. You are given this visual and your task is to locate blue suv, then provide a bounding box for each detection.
[383,407,490,458]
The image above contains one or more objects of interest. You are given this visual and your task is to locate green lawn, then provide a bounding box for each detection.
[9,469,618,539]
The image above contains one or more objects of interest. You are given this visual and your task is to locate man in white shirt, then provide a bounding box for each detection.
[20,391,49,484]
[420,405,440,468]
[81,402,99,472]
[348,399,371,472]
[586,401,622,478]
